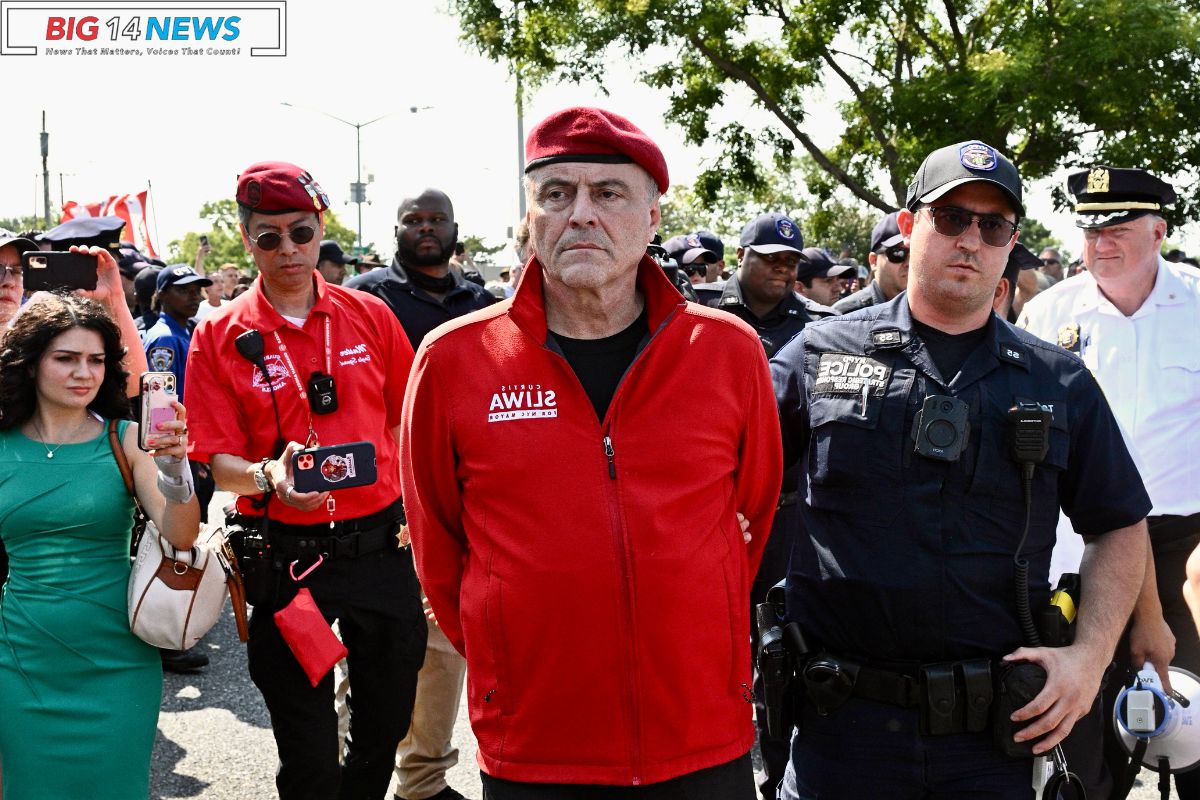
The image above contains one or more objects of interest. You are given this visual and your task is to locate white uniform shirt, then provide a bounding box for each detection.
[1020,258,1200,577]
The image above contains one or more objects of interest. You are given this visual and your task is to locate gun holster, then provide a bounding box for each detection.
[803,656,859,716]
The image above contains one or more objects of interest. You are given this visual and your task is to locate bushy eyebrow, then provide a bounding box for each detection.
[537,177,635,194]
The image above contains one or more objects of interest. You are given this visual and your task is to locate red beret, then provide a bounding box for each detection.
[236,161,330,214]
[525,107,669,193]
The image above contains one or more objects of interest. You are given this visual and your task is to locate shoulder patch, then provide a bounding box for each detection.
[148,346,175,372]
[870,329,903,348]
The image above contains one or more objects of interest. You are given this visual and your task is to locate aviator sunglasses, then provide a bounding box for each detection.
[247,225,317,251]
[880,246,909,264]
[924,206,1019,248]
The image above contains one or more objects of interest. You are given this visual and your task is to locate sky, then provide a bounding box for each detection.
[1,0,1195,263]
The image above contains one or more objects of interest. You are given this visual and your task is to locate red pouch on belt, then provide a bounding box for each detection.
[273,588,347,687]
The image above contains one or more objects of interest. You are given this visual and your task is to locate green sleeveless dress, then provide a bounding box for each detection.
[0,420,162,799]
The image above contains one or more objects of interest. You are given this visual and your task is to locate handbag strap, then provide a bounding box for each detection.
[107,419,147,520]
[107,418,136,497]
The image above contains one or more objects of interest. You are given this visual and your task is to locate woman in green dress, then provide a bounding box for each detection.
[0,289,200,799]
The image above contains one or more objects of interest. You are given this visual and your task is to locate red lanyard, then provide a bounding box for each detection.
[271,316,332,447]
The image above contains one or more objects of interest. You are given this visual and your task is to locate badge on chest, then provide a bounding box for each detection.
[814,353,892,397]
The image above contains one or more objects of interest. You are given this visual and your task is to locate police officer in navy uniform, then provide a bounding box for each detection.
[833,211,909,314]
[773,141,1153,798]
[344,189,495,350]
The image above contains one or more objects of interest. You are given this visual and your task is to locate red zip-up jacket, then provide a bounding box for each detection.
[400,256,782,786]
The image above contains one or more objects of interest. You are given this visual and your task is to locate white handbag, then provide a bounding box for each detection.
[127,522,230,650]
[108,420,231,650]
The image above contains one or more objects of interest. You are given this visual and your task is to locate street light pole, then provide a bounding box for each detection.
[280,103,430,252]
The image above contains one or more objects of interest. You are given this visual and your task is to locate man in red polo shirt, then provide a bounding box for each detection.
[185,161,425,800]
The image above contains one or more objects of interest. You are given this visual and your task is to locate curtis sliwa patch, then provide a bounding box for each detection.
[814,353,891,397]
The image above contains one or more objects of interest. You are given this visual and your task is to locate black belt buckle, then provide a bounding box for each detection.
[920,663,957,735]
[803,656,858,716]
[957,659,993,733]
[333,531,360,558]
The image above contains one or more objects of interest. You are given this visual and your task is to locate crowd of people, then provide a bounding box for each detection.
[0,104,1197,800]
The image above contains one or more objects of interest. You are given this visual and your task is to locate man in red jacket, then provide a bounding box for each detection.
[401,107,782,799]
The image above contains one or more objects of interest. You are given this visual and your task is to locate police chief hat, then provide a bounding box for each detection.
[319,240,359,266]
[662,234,718,266]
[156,264,213,292]
[869,211,905,253]
[1002,242,1041,286]
[796,247,857,281]
[236,161,331,215]
[740,212,804,255]
[524,107,669,194]
[691,230,725,261]
[906,140,1024,218]
[38,216,126,255]
[1068,166,1176,229]
[0,229,37,255]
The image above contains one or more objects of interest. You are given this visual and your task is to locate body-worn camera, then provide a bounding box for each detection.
[307,371,338,415]
[912,394,970,462]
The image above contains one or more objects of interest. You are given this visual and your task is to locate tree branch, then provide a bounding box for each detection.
[818,45,901,182]
[829,47,889,79]
[688,33,891,211]
[943,0,968,64]
[908,14,954,71]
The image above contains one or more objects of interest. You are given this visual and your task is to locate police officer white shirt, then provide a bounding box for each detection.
[1020,257,1200,576]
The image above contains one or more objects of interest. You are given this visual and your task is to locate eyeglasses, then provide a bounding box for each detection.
[880,246,909,264]
[0,264,21,281]
[682,265,707,277]
[924,206,1018,247]
[247,225,317,252]
[1040,258,1060,266]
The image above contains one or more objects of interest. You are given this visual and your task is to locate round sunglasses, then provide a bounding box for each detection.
[247,225,317,252]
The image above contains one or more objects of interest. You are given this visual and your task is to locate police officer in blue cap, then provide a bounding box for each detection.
[773,141,1153,798]
[834,211,910,314]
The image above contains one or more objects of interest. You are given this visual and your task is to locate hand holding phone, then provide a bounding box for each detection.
[139,372,178,451]
[291,441,377,493]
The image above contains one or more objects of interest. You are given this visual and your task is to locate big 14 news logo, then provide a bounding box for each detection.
[46,14,240,42]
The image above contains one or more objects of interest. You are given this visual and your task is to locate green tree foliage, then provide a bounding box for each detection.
[455,0,1200,224]
[0,215,46,236]
[166,201,359,273]
[1016,218,1062,258]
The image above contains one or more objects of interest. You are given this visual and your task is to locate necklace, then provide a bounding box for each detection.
[32,415,90,459]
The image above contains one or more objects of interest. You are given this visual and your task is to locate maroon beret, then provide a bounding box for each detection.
[524,107,669,193]
[236,161,330,214]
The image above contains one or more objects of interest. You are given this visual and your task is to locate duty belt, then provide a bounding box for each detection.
[803,653,994,735]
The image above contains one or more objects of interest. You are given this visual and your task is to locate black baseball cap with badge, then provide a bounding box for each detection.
[906,140,1024,217]
[156,264,213,292]
[1067,166,1176,229]
[690,230,725,261]
[662,234,718,266]
[740,212,805,255]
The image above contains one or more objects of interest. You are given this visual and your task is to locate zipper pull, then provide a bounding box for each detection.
[603,436,616,480]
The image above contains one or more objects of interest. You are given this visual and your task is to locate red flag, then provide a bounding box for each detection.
[61,190,157,257]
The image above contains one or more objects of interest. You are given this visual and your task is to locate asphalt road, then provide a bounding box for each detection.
[148,496,1173,799]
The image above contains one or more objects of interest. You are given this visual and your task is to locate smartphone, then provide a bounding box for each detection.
[22,251,98,292]
[138,372,177,451]
[291,441,377,493]
[198,234,209,247]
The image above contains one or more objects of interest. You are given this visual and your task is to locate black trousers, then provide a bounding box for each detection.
[749,500,797,800]
[1062,515,1200,799]
[247,544,427,800]
[480,753,755,800]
